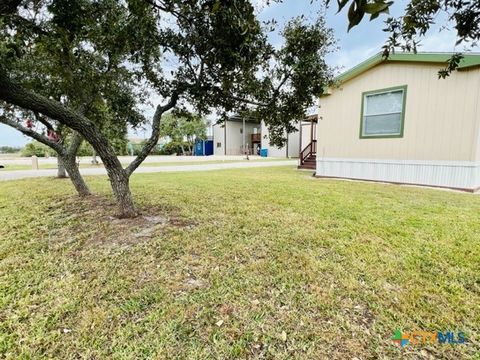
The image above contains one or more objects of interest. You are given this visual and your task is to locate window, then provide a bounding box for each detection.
[360,85,407,138]
[216,142,221,148]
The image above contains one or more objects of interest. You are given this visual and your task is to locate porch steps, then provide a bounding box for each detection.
[298,154,316,170]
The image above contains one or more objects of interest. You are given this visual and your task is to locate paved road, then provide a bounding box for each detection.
[0,160,298,181]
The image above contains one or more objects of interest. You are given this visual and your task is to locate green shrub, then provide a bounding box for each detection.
[21,142,55,157]
[76,141,94,156]
[76,137,127,156]
[128,142,164,156]
[149,144,163,155]
[159,141,191,155]
[0,146,21,154]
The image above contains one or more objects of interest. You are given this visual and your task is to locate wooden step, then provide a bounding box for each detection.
[298,163,316,170]
[298,158,316,169]
[298,148,317,170]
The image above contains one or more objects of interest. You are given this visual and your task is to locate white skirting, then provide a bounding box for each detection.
[316,158,480,191]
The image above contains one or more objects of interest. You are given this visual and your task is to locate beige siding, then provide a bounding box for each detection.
[474,77,480,162]
[318,63,480,162]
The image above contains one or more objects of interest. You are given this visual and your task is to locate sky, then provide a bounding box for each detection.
[0,0,475,147]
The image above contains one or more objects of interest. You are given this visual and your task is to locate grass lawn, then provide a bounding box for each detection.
[0,166,479,359]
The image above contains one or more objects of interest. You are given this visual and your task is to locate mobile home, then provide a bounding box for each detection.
[311,52,480,191]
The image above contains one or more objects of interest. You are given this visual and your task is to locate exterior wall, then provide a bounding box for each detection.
[261,121,311,158]
[316,62,480,190]
[215,119,314,158]
[472,86,480,188]
[261,121,286,157]
[287,128,300,158]
[213,121,260,155]
[301,125,312,152]
[299,122,314,152]
[317,158,480,191]
[213,124,225,155]
[473,82,480,162]
[318,63,480,161]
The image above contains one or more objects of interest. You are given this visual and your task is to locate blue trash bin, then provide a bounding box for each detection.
[260,148,268,157]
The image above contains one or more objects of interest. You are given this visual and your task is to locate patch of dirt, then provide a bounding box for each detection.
[184,278,205,289]
[169,217,197,229]
[49,195,197,247]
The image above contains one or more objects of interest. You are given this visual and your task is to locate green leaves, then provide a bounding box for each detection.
[211,0,221,13]
[343,0,394,31]
[1,0,333,160]
[250,16,334,147]
[160,113,208,144]
[334,0,479,77]
[347,0,365,31]
[363,1,392,16]
[438,52,464,79]
[336,0,349,13]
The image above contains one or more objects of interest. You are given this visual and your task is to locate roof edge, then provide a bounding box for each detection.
[322,52,480,96]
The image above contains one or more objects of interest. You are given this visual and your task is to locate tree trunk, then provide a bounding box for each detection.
[0,72,179,218]
[57,157,67,178]
[92,150,99,164]
[108,168,137,218]
[61,155,91,197]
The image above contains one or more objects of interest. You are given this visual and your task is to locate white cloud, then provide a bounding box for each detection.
[419,28,480,53]
[420,30,457,52]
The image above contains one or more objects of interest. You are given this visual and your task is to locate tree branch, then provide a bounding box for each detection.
[0,115,64,153]
[214,72,290,109]
[34,112,54,131]
[272,72,291,95]
[229,95,269,107]
[0,0,22,16]
[0,68,124,171]
[10,14,49,35]
[144,0,193,24]
[67,131,83,159]
[125,93,179,176]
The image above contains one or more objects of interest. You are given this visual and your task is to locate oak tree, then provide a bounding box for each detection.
[160,113,208,155]
[0,0,334,217]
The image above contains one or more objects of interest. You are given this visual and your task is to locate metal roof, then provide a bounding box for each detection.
[322,52,480,96]
[227,114,261,124]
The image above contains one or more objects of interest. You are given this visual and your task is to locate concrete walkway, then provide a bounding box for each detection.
[0,160,298,181]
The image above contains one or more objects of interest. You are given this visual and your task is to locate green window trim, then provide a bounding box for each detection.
[359,85,407,139]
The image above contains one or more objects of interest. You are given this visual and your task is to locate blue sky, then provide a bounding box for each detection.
[257,0,466,68]
[0,0,473,146]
